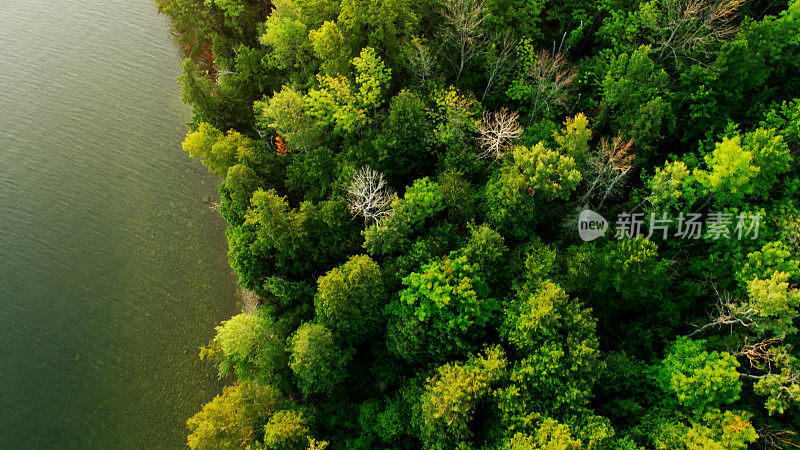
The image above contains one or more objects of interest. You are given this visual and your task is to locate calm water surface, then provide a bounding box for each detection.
[0,0,239,447]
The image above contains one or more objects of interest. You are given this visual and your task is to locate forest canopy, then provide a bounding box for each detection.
[156,0,800,447]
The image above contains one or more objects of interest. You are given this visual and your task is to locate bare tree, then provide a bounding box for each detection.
[482,31,517,102]
[735,337,781,370]
[647,0,745,64]
[579,136,636,208]
[475,108,523,159]
[346,166,394,225]
[685,285,800,415]
[756,427,800,450]
[440,0,487,82]
[526,48,577,122]
[689,288,757,337]
[407,37,436,86]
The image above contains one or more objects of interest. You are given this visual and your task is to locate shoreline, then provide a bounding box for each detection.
[237,286,259,314]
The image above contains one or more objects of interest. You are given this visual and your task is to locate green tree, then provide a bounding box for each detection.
[387,255,498,362]
[500,419,582,450]
[760,98,800,148]
[484,142,581,236]
[437,169,476,223]
[363,177,446,256]
[308,20,351,76]
[693,136,759,207]
[285,146,337,202]
[746,271,800,337]
[288,323,352,396]
[182,122,252,178]
[743,127,793,197]
[415,346,507,448]
[647,159,698,212]
[244,189,306,273]
[429,86,478,147]
[498,281,601,421]
[178,58,257,132]
[254,85,321,152]
[373,89,435,179]
[553,113,592,164]
[263,410,310,450]
[204,0,270,40]
[601,46,673,157]
[590,238,670,303]
[314,254,387,342]
[203,310,289,386]
[336,0,420,69]
[306,47,391,134]
[654,337,741,413]
[186,381,282,449]
[219,163,262,225]
[260,0,321,72]
[649,409,757,449]
[455,223,508,283]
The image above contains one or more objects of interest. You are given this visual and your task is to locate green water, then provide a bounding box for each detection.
[0,1,239,447]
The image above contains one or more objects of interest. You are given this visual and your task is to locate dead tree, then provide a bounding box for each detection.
[346,166,394,225]
[476,108,523,159]
[735,337,781,369]
[407,37,436,86]
[648,0,745,64]
[579,136,636,208]
[689,288,757,337]
[756,427,800,450]
[482,32,517,102]
[527,48,577,121]
[440,0,487,82]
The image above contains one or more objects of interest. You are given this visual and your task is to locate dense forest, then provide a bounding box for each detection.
[155,0,800,447]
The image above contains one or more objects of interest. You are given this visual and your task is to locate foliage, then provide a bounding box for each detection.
[415,346,507,448]
[186,381,282,449]
[693,136,759,206]
[387,255,498,362]
[288,323,352,396]
[306,47,391,134]
[182,122,253,177]
[484,142,581,236]
[314,254,386,342]
[654,337,742,413]
[254,86,320,152]
[373,89,434,179]
[497,281,602,422]
[157,0,800,446]
[203,310,289,386]
[262,410,310,450]
[649,409,757,449]
[600,45,673,157]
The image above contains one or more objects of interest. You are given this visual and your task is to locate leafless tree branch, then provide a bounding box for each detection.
[689,287,758,337]
[527,47,577,122]
[440,0,487,82]
[579,136,635,208]
[482,31,517,102]
[757,427,800,449]
[407,37,436,86]
[735,337,781,369]
[475,108,523,159]
[648,0,745,65]
[346,166,394,225]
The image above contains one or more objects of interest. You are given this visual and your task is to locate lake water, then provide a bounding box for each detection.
[0,0,239,447]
